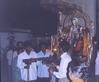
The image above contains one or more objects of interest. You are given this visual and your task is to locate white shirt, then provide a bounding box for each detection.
[37,51,51,78]
[17,50,38,81]
[6,50,17,66]
[95,51,99,75]
[53,52,72,78]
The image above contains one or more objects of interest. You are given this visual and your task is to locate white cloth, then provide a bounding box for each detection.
[95,51,99,75]
[53,52,72,78]
[17,51,38,81]
[37,51,51,78]
[6,50,17,66]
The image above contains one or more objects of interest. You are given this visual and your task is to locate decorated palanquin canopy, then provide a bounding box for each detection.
[41,1,96,64]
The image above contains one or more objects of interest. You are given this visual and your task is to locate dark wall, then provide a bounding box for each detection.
[0,0,40,28]
[0,0,58,36]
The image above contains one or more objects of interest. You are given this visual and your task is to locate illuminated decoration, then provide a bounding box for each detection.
[53,48,57,52]
[41,2,96,66]
[41,1,95,66]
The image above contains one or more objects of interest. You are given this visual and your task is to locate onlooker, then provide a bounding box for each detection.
[6,47,15,67]
[17,41,38,82]
[6,46,15,82]
[68,57,84,82]
[37,42,53,82]
[12,42,24,82]
[95,45,99,82]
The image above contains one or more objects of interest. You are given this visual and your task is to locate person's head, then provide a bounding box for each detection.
[70,56,82,70]
[24,41,33,54]
[39,42,47,52]
[16,41,24,49]
[72,17,79,26]
[59,40,70,53]
[15,41,24,53]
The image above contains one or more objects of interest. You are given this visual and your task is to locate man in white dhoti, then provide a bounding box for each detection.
[49,40,72,82]
[17,41,38,82]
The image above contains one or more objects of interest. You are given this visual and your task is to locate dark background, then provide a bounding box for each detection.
[0,0,98,40]
[0,0,58,36]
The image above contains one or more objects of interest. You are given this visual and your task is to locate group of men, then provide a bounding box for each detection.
[6,40,72,82]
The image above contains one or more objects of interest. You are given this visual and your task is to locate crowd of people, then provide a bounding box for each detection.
[5,40,99,82]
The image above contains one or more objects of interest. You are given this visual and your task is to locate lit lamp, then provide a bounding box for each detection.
[53,48,58,52]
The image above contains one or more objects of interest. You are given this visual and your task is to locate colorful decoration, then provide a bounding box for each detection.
[51,4,95,67]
